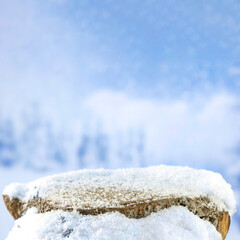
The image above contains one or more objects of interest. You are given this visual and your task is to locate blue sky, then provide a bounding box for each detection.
[42,0,240,95]
[1,0,240,99]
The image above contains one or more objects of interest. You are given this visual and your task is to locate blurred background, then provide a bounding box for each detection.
[0,0,240,238]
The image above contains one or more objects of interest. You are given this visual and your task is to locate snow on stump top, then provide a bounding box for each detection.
[3,165,236,239]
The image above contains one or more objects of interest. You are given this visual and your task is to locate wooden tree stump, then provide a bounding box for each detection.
[2,166,234,239]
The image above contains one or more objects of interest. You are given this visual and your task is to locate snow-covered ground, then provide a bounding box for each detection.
[6,207,222,240]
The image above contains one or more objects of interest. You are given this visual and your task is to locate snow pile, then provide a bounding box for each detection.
[3,165,236,215]
[6,206,222,240]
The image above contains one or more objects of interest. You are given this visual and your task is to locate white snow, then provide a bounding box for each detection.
[3,165,236,215]
[3,183,30,200]
[5,206,222,240]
